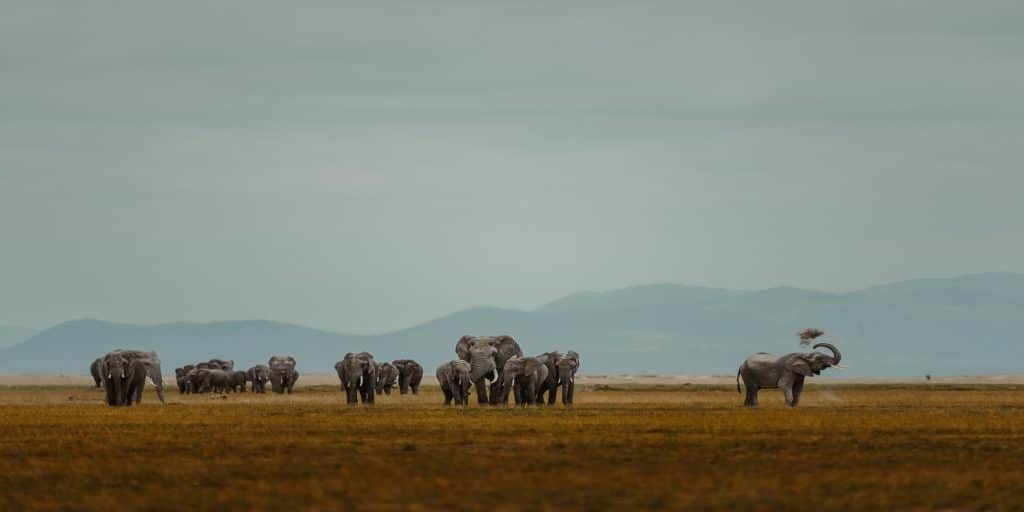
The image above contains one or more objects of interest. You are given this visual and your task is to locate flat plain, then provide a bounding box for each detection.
[1,382,1023,511]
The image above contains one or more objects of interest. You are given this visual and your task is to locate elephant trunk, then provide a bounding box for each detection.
[813,343,842,365]
[469,352,496,383]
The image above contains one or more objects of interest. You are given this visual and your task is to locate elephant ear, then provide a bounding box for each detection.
[524,358,544,375]
[455,335,473,362]
[493,336,523,366]
[786,356,814,377]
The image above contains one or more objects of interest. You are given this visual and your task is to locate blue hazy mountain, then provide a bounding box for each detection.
[1,273,1021,377]
[0,325,38,349]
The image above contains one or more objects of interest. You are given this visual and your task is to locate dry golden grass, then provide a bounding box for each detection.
[2,383,1023,511]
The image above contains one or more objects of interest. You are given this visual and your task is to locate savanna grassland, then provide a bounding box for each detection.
[1,383,1023,511]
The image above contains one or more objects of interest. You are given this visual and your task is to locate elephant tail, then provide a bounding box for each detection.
[736,366,742,393]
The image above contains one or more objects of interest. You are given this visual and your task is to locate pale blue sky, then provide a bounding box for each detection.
[2,1,1022,332]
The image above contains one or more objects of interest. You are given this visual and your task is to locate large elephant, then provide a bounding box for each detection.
[336,352,376,405]
[436,360,472,406]
[500,356,549,406]
[554,351,580,406]
[268,356,299,394]
[392,359,423,395]
[100,352,130,406]
[737,343,843,407]
[534,351,562,405]
[124,360,148,406]
[375,362,399,395]
[109,349,166,403]
[456,335,523,405]
[90,358,103,388]
[247,365,271,394]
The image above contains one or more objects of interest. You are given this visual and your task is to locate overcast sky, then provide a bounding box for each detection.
[2,1,1022,333]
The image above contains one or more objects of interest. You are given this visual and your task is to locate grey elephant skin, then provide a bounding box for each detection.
[456,335,523,405]
[554,351,580,406]
[268,355,299,394]
[436,360,472,406]
[375,362,399,395]
[100,352,129,406]
[108,349,166,403]
[391,359,423,395]
[247,365,271,394]
[199,369,231,393]
[228,370,247,392]
[534,351,562,404]
[336,352,376,405]
[174,365,194,394]
[90,358,103,388]
[124,360,148,406]
[737,343,843,407]
[500,356,549,406]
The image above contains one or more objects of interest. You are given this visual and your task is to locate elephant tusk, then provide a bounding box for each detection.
[833,364,848,369]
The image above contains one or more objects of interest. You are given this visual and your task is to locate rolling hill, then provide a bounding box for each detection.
[1,273,1021,377]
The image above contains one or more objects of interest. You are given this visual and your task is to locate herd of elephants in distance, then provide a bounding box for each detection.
[88,334,844,408]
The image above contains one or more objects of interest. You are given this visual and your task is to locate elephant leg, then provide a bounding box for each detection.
[782,385,795,406]
[744,387,759,407]
[489,380,503,406]
[442,386,453,406]
[792,377,805,407]
[474,380,489,405]
[411,382,419,395]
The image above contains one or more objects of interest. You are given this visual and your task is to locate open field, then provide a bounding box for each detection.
[2,383,1024,510]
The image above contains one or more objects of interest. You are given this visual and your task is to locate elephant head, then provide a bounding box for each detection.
[247,365,271,393]
[456,335,523,404]
[787,343,843,377]
[268,355,298,394]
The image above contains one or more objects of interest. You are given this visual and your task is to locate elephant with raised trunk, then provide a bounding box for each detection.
[436,360,472,406]
[247,365,270,394]
[336,352,376,405]
[109,349,166,403]
[90,358,103,388]
[555,351,580,406]
[392,359,423,395]
[737,343,844,407]
[456,335,523,405]
[268,356,299,394]
[500,356,549,406]
[375,362,399,395]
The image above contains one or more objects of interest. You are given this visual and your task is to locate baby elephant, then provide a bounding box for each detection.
[375,362,399,395]
[436,360,472,406]
[737,343,843,407]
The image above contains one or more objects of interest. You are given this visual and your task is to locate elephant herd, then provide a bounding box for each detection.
[88,335,844,409]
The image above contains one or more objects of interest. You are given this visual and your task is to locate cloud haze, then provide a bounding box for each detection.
[2,1,1022,332]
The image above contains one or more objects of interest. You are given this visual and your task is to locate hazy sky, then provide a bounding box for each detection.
[2,1,1023,333]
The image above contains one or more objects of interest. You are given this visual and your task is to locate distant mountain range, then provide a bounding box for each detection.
[0,325,38,349]
[1,273,1022,377]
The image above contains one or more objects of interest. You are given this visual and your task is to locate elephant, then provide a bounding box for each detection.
[174,366,193,394]
[737,343,843,407]
[247,365,271,394]
[436,360,472,406]
[375,362,399,395]
[456,335,523,405]
[109,349,166,403]
[199,369,231,393]
[90,358,103,388]
[184,367,204,394]
[554,351,580,406]
[392,359,423,395]
[100,352,130,406]
[534,351,562,405]
[500,356,549,406]
[228,370,247,393]
[268,355,299,394]
[124,359,148,406]
[336,352,376,405]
